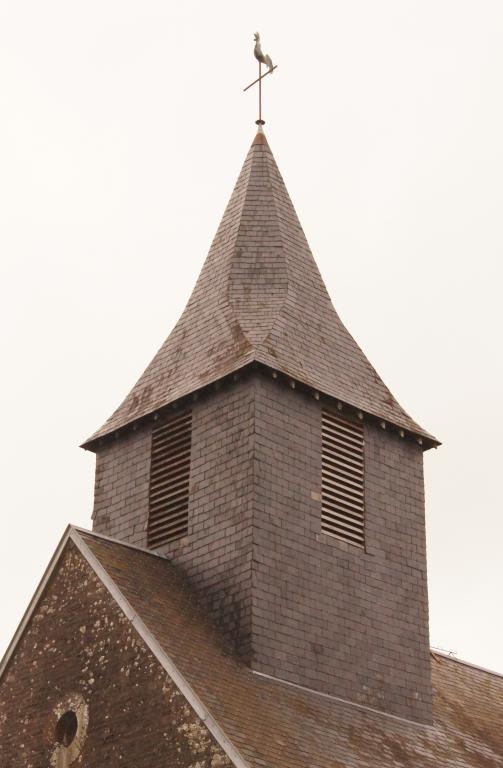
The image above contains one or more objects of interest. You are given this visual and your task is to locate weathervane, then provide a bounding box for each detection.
[243,32,277,126]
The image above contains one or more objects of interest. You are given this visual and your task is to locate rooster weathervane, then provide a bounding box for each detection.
[243,32,277,125]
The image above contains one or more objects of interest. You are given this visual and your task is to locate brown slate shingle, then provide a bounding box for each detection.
[79,530,503,768]
[84,130,436,446]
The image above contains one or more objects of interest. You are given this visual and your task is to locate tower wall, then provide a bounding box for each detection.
[93,379,256,661]
[93,426,151,546]
[92,372,432,722]
[251,375,432,723]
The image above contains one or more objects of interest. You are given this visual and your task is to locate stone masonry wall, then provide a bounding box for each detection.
[252,374,432,723]
[0,542,232,768]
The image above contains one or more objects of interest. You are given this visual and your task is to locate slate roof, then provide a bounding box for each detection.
[85,130,436,447]
[63,529,503,768]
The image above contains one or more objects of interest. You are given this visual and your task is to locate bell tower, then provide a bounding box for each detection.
[83,128,438,724]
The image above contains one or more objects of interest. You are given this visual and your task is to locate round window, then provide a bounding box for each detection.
[54,710,78,747]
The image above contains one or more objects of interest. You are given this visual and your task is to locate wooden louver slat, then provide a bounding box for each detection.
[321,410,365,547]
[147,411,192,548]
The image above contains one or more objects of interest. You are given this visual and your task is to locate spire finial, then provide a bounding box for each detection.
[243,32,277,126]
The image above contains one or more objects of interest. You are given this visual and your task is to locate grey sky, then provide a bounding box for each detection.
[1,0,502,672]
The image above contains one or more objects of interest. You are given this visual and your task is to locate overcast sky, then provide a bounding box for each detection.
[1,1,502,673]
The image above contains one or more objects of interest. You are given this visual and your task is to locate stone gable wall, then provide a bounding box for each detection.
[0,543,232,768]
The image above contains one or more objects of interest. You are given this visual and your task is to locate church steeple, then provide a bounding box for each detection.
[83,129,435,449]
[87,127,436,724]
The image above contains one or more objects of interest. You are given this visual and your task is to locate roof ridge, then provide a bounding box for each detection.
[219,134,256,322]
[261,137,296,342]
[228,138,288,346]
[431,649,503,680]
[72,526,170,560]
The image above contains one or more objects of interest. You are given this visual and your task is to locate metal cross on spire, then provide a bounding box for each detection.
[243,32,277,125]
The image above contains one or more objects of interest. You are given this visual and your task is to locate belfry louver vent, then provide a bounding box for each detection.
[147,411,192,548]
[321,410,365,547]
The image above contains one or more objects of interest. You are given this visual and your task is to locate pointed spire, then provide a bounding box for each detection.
[84,130,435,446]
